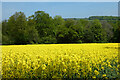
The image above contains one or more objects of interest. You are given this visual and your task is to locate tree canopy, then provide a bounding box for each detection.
[2,11,120,45]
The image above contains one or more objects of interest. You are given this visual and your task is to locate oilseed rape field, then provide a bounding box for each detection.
[1,43,120,79]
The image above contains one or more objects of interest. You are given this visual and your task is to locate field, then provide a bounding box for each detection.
[1,43,120,79]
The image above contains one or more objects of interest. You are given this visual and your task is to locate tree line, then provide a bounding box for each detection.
[89,16,118,20]
[1,11,120,45]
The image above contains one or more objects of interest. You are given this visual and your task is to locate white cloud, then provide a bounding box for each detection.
[1,0,120,2]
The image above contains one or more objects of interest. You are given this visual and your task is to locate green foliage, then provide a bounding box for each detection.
[0,22,2,44]
[100,21,113,42]
[26,15,39,44]
[89,16,118,20]
[90,19,107,43]
[83,22,94,43]
[40,35,57,44]
[34,11,55,37]
[56,19,84,43]
[2,11,119,44]
[7,12,28,44]
[54,15,64,26]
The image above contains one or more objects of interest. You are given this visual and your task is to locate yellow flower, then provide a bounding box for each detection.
[105,77,108,79]
[94,70,99,75]
[89,68,92,71]
[108,64,112,68]
[42,64,46,70]
[92,76,96,78]
[63,69,67,72]
[101,67,104,70]
[2,43,118,78]
[102,74,107,77]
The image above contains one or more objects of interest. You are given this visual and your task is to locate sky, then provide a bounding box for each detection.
[2,2,118,20]
[1,0,120,2]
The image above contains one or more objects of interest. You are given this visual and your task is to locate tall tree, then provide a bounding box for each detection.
[0,22,2,44]
[100,21,113,42]
[53,15,65,36]
[90,19,107,43]
[2,20,10,44]
[26,15,39,44]
[56,19,84,43]
[7,12,27,44]
[34,11,56,43]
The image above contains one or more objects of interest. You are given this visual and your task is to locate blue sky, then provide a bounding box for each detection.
[2,2,118,20]
[1,0,120,2]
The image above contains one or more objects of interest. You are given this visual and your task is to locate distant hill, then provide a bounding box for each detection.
[63,18,87,21]
[88,16,118,20]
[63,16,119,21]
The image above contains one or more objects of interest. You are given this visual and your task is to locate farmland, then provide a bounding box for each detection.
[1,43,119,79]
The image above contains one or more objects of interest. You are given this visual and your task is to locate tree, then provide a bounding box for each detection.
[90,19,107,43]
[100,20,113,42]
[26,15,39,44]
[34,11,56,43]
[2,20,10,44]
[83,22,94,43]
[56,19,84,43]
[0,22,2,44]
[114,20,120,43]
[54,15,64,26]
[53,15,65,37]
[1,11,119,44]
[7,12,28,44]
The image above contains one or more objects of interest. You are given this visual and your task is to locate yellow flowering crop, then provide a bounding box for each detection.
[1,43,119,79]
[102,74,107,77]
